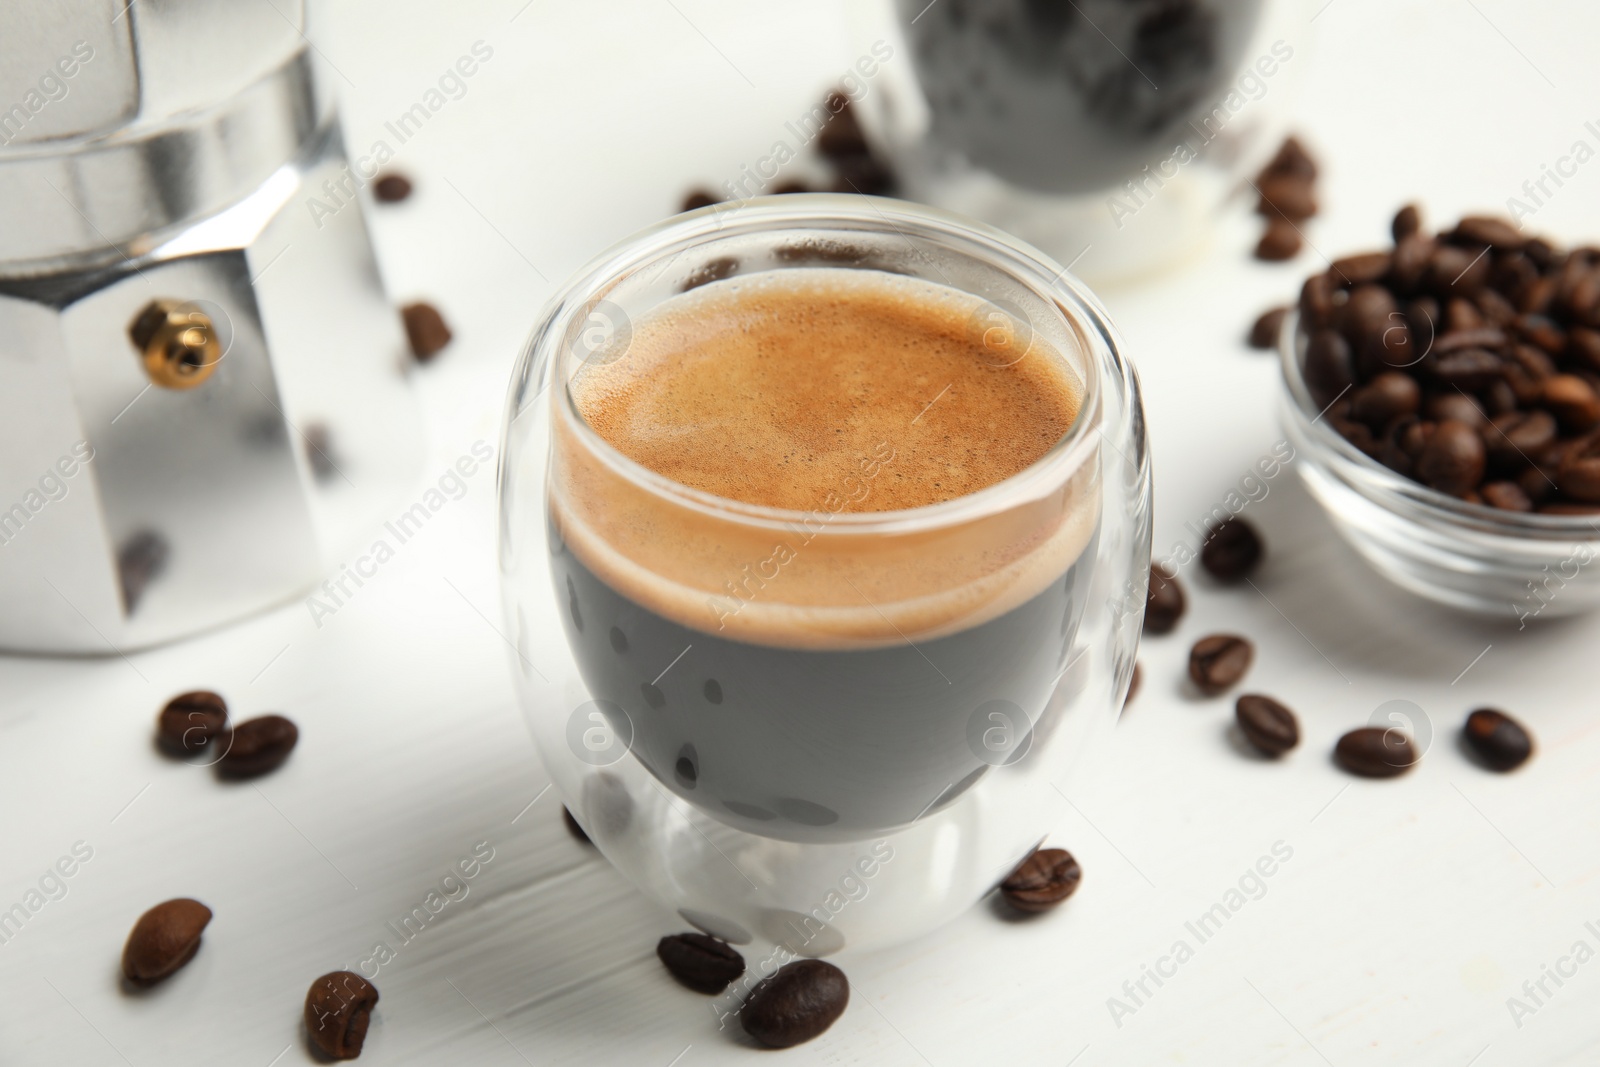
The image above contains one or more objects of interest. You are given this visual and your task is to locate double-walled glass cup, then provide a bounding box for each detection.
[499,196,1150,953]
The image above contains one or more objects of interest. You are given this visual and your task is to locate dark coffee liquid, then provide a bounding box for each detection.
[548,269,1097,842]
[551,520,1098,841]
[900,0,1267,194]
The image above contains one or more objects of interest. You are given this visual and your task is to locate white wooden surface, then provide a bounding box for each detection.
[5,2,1599,1064]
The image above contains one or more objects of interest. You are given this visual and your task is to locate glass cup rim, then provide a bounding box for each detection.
[1278,308,1600,537]
[536,193,1118,535]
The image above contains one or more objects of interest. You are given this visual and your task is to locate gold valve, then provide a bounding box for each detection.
[129,299,223,389]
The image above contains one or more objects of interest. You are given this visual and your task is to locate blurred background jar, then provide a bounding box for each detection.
[850,0,1311,284]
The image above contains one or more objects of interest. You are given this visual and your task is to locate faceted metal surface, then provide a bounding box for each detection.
[0,122,422,653]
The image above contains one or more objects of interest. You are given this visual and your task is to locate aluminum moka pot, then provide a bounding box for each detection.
[0,1,422,653]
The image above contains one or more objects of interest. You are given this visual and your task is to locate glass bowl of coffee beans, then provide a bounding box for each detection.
[1278,207,1600,621]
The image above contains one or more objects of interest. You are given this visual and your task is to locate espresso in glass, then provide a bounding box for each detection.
[548,267,1098,841]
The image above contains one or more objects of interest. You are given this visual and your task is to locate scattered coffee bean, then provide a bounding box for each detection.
[771,180,811,195]
[999,847,1082,913]
[1251,136,1319,261]
[156,691,228,756]
[657,933,746,994]
[1392,203,1421,241]
[1334,726,1417,778]
[1200,517,1264,582]
[401,302,452,362]
[1249,307,1290,350]
[1144,565,1186,634]
[1125,662,1142,708]
[372,173,412,203]
[1255,217,1302,262]
[1463,708,1534,771]
[818,92,869,161]
[122,898,211,983]
[305,971,379,1060]
[562,806,591,844]
[681,189,720,213]
[1235,694,1299,756]
[1188,634,1254,696]
[217,715,298,778]
[741,960,849,1049]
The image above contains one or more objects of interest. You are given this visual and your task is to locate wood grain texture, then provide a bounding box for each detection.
[2,1,1599,1064]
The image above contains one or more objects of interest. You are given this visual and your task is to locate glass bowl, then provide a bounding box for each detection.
[498,195,1151,954]
[848,0,1312,283]
[1279,311,1600,622]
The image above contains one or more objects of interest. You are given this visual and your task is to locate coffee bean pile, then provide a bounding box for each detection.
[155,690,298,779]
[1253,136,1319,262]
[1141,527,1536,776]
[680,89,898,213]
[1294,206,1600,513]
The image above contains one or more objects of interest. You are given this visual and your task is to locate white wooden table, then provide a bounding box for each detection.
[5,2,1599,1063]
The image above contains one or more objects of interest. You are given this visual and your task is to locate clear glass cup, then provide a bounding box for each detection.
[1279,311,1600,621]
[848,0,1311,283]
[498,196,1150,954]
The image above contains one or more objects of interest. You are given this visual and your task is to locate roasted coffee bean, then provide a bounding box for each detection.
[741,960,849,1048]
[305,971,379,1060]
[1235,694,1299,756]
[1391,235,1435,293]
[1569,270,1600,321]
[1189,635,1254,696]
[1429,244,1490,294]
[1258,175,1317,221]
[1303,329,1354,403]
[1265,136,1318,180]
[1300,272,1337,329]
[1475,286,1518,325]
[1445,297,1485,332]
[1568,326,1600,372]
[1480,481,1533,512]
[1415,420,1486,495]
[1516,313,1567,355]
[1332,252,1391,286]
[400,302,452,362]
[1484,410,1558,470]
[1426,393,1486,428]
[1541,501,1600,514]
[1463,709,1534,771]
[1519,274,1558,315]
[770,180,811,195]
[1392,203,1422,242]
[1334,727,1417,777]
[681,189,720,212]
[818,92,869,160]
[1481,378,1519,416]
[1452,215,1525,250]
[372,173,412,203]
[999,847,1083,913]
[1351,372,1420,427]
[657,933,745,993]
[1344,283,1398,339]
[830,153,897,196]
[1431,348,1502,390]
[1558,433,1600,502]
[1201,517,1264,581]
[122,899,211,983]
[1125,662,1142,707]
[1249,306,1290,349]
[562,806,591,844]
[1516,465,1557,505]
[1542,375,1600,432]
[217,715,298,778]
[156,691,228,756]
[1256,216,1302,261]
[1144,565,1186,634]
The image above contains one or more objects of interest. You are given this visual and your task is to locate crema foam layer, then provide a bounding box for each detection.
[550,268,1100,649]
